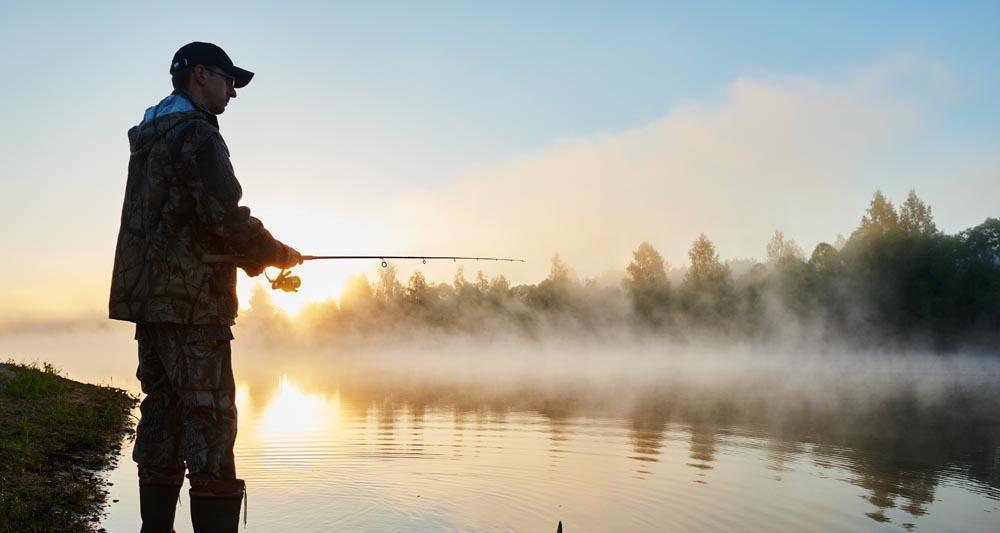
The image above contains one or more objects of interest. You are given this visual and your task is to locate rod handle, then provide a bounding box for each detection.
[202,254,244,263]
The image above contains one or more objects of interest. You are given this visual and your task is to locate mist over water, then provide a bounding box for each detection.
[3,309,999,531]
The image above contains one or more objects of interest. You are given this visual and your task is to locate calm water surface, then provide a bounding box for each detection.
[99,374,1000,532]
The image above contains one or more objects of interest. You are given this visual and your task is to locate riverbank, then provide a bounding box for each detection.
[0,361,137,533]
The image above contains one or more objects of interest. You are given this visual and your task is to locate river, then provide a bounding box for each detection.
[3,323,998,531]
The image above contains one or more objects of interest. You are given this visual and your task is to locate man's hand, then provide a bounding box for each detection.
[239,260,265,277]
[275,244,303,270]
[232,243,300,276]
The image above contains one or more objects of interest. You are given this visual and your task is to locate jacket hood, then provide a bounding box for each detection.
[128,92,213,153]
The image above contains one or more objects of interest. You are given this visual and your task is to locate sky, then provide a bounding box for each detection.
[0,1,998,321]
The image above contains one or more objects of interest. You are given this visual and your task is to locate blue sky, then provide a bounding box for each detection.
[3,2,997,174]
[1,1,998,318]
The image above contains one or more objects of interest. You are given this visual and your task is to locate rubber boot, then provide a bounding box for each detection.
[139,483,181,533]
[190,478,245,533]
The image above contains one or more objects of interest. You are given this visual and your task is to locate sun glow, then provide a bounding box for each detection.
[257,264,355,317]
[235,383,252,413]
[235,205,395,317]
[238,262,359,317]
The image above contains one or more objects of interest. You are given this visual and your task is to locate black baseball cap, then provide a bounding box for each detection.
[169,42,254,88]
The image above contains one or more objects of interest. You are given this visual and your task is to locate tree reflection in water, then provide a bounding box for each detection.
[628,400,668,475]
[765,439,804,481]
[235,370,1000,530]
[687,423,717,475]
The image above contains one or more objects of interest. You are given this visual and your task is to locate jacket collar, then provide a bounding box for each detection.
[171,89,219,128]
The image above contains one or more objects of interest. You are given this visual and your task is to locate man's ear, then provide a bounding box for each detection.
[191,64,207,87]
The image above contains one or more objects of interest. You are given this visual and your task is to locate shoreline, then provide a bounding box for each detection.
[0,361,137,533]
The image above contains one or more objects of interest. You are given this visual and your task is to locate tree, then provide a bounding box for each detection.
[453,266,468,291]
[475,271,489,294]
[375,263,402,306]
[623,242,671,324]
[340,274,376,313]
[453,265,483,304]
[765,230,805,264]
[961,218,1000,266]
[852,190,899,239]
[404,271,430,306]
[548,253,572,284]
[624,242,668,288]
[243,284,290,333]
[685,234,728,285]
[899,190,937,235]
[529,253,577,310]
[248,283,282,319]
[488,274,510,300]
[808,242,842,275]
[957,218,1000,341]
[681,234,734,327]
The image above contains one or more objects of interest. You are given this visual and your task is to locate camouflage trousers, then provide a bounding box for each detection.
[133,322,238,487]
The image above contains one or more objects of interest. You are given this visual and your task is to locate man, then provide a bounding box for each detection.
[109,42,300,533]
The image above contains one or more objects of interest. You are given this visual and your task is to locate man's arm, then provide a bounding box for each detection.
[188,131,301,274]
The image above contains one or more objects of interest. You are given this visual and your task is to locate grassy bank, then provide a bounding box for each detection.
[0,361,137,533]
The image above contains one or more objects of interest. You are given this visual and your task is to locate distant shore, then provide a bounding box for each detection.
[0,361,137,533]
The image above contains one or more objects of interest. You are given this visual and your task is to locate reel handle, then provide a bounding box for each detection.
[267,269,302,293]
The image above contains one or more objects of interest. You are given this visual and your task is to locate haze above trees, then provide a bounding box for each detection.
[247,191,1000,352]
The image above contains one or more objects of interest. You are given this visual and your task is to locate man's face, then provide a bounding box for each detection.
[201,66,237,115]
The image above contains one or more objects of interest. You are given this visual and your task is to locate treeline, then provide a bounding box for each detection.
[250,190,1000,351]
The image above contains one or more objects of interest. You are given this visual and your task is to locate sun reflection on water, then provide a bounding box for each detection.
[256,375,340,439]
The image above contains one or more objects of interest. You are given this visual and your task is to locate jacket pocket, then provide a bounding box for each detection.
[178,326,233,391]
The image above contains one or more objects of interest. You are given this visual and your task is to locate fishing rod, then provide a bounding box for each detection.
[202,254,525,292]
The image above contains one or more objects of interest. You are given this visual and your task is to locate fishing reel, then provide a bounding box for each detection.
[266,268,302,292]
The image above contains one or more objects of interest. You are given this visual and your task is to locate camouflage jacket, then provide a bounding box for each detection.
[109,91,288,325]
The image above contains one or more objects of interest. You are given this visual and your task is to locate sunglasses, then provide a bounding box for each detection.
[205,66,236,89]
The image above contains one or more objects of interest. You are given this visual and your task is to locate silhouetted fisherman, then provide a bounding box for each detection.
[109,42,302,533]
